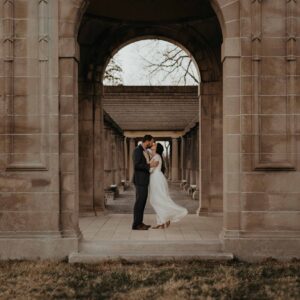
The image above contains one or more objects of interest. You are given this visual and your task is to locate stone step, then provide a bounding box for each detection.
[79,240,222,253]
[68,240,234,263]
[69,252,234,263]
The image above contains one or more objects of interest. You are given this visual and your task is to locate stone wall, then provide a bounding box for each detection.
[0,0,299,260]
[222,0,300,259]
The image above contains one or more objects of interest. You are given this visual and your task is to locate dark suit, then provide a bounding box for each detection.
[132,144,150,229]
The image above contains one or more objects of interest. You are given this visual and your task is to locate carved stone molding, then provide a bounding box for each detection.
[6,0,50,171]
[3,0,15,169]
[252,0,296,170]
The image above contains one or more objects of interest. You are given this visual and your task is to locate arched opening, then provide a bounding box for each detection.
[100,39,201,217]
[75,0,225,257]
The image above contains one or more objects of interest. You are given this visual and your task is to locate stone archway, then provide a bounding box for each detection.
[0,0,242,260]
[2,0,299,261]
[77,16,223,211]
[57,0,236,255]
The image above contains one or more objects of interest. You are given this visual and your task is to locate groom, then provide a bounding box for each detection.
[132,135,159,230]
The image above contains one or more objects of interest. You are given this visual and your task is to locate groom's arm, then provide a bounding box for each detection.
[134,148,150,172]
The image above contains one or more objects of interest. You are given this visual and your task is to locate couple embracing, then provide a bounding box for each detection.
[132,135,188,230]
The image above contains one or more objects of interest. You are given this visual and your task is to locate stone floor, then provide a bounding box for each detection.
[74,184,227,262]
[79,183,222,242]
[80,214,222,242]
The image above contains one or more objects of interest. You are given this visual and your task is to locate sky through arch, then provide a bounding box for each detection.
[103,39,200,86]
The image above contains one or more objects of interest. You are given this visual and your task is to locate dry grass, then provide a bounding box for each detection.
[0,259,299,299]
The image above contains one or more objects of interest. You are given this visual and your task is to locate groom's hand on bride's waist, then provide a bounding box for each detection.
[150,161,159,168]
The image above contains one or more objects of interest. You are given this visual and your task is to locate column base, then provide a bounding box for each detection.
[222,230,300,261]
[0,235,80,260]
[192,189,199,200]
[171,180,181,184]
[79,205,97,217]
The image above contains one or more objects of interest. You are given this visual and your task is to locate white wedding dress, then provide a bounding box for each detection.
[149,154,188,225]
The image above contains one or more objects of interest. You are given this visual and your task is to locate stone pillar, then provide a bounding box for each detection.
[104,126,113,188]
[124,137,128,181]
[117,135,123,184]
[112,132,119,185]
[190,130,196,185]
[78,78,94,213]
[128,138,136,183]
[193,126,200,201]
[171,138,179,182]
[186,135,192,188]
[180,137,185,180]
[119,136,125,181]
[93,80,105,212]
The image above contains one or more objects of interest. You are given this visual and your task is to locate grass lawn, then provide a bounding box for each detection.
[0,259,299,299]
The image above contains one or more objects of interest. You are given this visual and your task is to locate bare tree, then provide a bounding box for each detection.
[140,40,199,85]
[103,58,123,85]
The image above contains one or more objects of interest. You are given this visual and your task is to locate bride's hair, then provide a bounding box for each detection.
[156,143,166,174]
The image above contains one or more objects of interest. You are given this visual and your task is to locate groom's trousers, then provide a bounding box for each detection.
[132,184,148,228]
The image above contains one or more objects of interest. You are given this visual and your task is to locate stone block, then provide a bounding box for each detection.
[224,116,240,134]
[241,212,300,231]
[0,211,59,232]
[224,211,240,230]
[60,134,75,154]
[61,173,76,193]
[223,76,240,96]
[241,193,300,212]
[222,38,240,60]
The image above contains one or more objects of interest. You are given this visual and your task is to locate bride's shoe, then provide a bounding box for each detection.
[152,224,165,229]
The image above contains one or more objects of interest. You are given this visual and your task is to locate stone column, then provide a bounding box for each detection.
[119,136,125,181]
[124,137,128,181]
[117,135,123,184]
[190,130,196,185]
[93,80,105,212]
[104,126,113,188]
[180,137,185,180]
[193,126,200,201]
[171,138,179,182]
[112,132,119,185]
[128,138,136,183]
[186,136,192,185]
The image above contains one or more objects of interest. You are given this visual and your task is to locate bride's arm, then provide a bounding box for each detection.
[149,155,159,173]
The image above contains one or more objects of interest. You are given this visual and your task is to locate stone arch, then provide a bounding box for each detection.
[61,0,235,40]
[58,0,240,234]
[82,27,221,81]
[58,0,239,56]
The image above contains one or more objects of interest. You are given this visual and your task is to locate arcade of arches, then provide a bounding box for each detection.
[0,0,299,261]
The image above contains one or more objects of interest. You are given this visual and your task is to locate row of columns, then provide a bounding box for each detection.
[103,123,126,190]
[79,122,211,214]
[165,129,200,204]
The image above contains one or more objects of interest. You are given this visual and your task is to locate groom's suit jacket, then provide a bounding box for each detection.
[132,145,150,186]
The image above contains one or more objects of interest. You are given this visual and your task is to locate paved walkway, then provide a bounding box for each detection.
[80,214,222,242]
[76,184,226,262]
[75,214,226,262]
[105,183,199,214]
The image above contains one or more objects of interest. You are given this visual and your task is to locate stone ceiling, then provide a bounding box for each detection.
[86,0,215,23]
[103,86,199,131]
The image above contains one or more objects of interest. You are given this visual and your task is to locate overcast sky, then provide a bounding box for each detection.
[104,39,199,86]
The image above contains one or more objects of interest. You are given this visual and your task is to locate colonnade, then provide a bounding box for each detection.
[103,113,126,191]
[79,118,222,214]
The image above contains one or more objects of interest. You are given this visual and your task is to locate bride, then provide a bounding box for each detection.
[148,142,188,229]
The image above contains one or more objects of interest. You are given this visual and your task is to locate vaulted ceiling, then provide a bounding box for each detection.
[86,0,216,23]
[79,0,221,133]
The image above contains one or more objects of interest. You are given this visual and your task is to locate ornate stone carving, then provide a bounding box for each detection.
[252,0,296,170]
[6,0,50,171]
[3,0,15,169]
